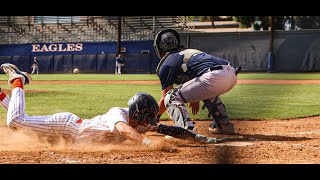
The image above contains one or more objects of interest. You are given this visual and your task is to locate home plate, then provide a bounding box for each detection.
[214,142,253,147]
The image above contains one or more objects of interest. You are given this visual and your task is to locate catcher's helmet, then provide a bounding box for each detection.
[128,92,159,125]
[153,28,180,59]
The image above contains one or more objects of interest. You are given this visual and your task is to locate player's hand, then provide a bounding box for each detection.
[189,102,200,115]
[194,134,209,144]
[206,137,218,144]
[194,134,218,144]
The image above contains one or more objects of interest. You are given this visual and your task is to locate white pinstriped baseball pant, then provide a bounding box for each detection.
[1,88,123,143]
[4,87,81,139]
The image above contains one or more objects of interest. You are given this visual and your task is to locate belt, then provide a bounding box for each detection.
[199,66,223,76]
[209,66,223,71]
[204,64,239,76]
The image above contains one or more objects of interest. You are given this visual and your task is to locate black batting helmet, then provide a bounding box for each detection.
[153,28,180,59]
[128,92,159,125]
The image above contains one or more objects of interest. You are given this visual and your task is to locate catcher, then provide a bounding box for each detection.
[154,28,240,135]
[0,63,222,146]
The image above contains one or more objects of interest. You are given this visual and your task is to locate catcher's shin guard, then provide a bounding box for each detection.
[202,96,234,133]
[164,88,194,130]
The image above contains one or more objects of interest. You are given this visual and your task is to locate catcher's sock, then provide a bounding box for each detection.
[12,78,24,89]
[0,90,6,101]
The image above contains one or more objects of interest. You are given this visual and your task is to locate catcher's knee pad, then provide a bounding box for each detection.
[202,96,230,128]
[167,104,189,129]
[164,88,193,129]
[164,85,183,108]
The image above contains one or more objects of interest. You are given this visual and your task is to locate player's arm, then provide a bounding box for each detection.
[158,85,173,116]
[155,123,218,144]
[115,121,153,145]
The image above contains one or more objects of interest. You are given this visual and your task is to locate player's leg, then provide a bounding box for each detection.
[115,62,118,74]
[1,63,31,89]
[164,85,195,131]
[203,96,235,134]
[164,77,221,131]
[201,65,237,134]
[172,66,237,134]
[31,66,35,74]
[117,63,122,75]
[0,85,32,119]
[1,63,81,141]
[0,87,10,111]
[0,63,33,129]
[7,84,81,141]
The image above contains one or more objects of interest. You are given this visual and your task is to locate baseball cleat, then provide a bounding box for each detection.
[209,122,235,135]
[0,63,32,88]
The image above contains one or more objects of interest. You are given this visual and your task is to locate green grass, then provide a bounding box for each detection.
[1,72,320,126]
[238,73,320,80]
[1,82,320,126]
[222,84,320,120]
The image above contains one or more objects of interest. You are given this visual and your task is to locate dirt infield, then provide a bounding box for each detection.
[1,117,320,164]
[0,79,320,164]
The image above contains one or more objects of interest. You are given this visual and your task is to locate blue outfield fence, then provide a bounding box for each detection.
[0,41,160,74]
[0,54,160,74]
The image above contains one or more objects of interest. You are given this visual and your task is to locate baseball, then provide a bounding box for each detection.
[73,68,79,74]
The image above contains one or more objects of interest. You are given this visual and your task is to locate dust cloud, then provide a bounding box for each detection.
[0,126,180,153]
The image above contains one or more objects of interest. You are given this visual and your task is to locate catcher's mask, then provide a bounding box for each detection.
[128,92,160,126]
[153,28,180,59]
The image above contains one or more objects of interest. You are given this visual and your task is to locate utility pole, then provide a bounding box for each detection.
[117,16,122,55]
[268,16,274,73]
[210,16,215,28]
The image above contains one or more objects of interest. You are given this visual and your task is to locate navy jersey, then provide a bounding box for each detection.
[116,57,124,64]
[33,59,39,65]
[157,49,230,90]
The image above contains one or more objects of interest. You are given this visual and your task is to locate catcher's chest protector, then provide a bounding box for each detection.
[174,49,203,84]
[179,49,203,72]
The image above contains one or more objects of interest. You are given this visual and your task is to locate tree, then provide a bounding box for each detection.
[210,16,214,28]
[294,16,320,29]
[240,16,285,30]
[233,16,255,28]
